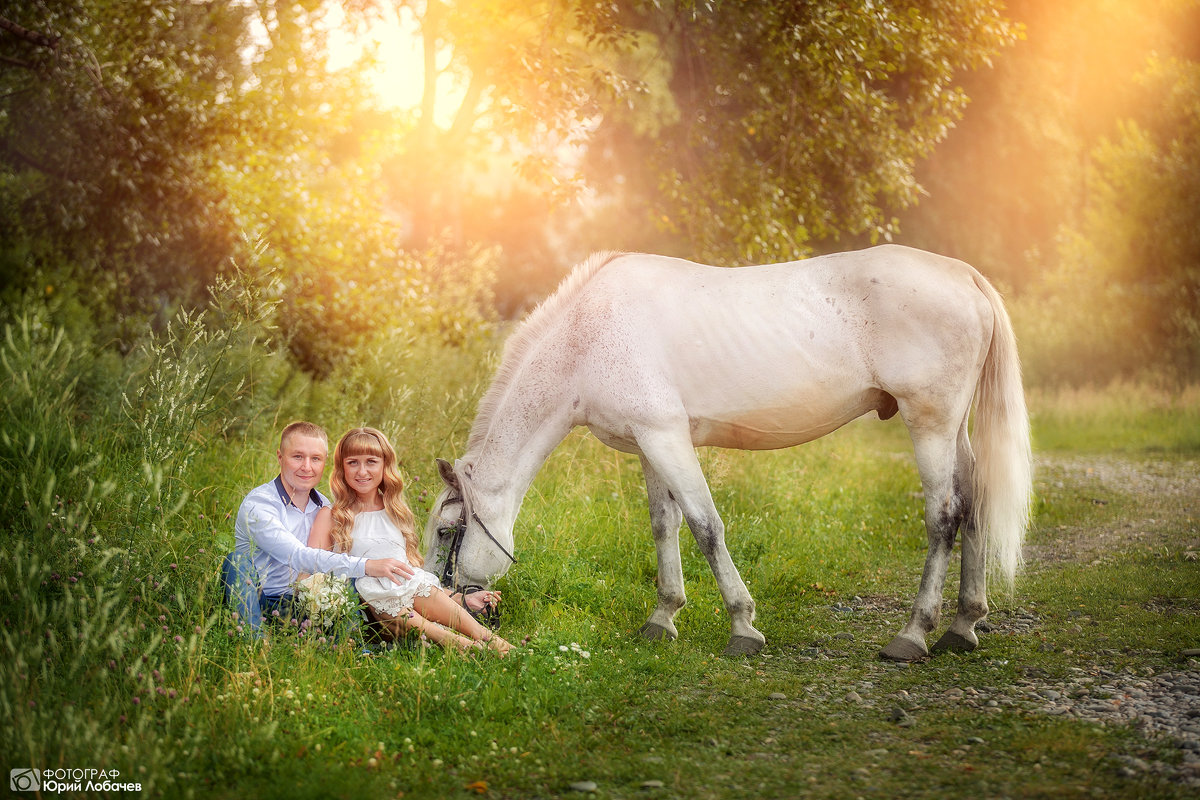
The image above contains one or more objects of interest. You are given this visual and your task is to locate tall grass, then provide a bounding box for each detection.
[0,260,301,791]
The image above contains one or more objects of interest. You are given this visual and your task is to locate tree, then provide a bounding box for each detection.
[1021,56,1200,385]
[896,0,1198,289]
[582,0,1019,264]
[0,0,252,318]
[347,1,1019,305]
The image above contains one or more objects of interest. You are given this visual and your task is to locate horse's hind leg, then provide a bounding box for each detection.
[881,423,967,662]
[932,418,987,653]
[638,456,686,642]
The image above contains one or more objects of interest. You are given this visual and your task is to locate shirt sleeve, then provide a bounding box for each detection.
[241,494,367,579]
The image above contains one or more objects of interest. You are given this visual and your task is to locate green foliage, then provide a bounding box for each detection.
[585,0,1020,263]
[0,0,251,306]
[898,0,1196,289]
[1014,56,1200,386]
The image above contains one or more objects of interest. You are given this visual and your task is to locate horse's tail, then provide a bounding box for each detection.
[970,271,1033,591]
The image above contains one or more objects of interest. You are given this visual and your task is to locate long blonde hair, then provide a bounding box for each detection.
[329,427,422,566]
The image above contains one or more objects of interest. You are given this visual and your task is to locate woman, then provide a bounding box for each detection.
[308,427,512,656]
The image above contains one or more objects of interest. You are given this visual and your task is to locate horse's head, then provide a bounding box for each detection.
[423,458,516,593]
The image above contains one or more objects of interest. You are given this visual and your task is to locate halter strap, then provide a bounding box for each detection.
[437,500,517,593]
[472,511,518,567]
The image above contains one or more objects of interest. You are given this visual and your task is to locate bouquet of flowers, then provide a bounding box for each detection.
[294,573,356,629]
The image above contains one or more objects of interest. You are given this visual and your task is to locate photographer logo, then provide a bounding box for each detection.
[10,769,40,792]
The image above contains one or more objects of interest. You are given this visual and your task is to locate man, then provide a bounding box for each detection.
[223,421,414,629]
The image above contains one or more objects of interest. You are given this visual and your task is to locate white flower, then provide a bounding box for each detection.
[294,573,356,628]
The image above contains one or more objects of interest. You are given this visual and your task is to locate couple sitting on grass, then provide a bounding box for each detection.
[227,421,513,656]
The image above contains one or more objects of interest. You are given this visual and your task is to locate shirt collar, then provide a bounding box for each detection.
[273,475,324,510]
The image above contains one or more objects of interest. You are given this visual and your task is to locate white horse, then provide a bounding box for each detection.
[425,245,1032,660]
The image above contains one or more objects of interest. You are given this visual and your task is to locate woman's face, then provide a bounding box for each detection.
[343,453,384,502]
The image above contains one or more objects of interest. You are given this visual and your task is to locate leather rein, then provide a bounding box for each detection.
[436,501,517,596]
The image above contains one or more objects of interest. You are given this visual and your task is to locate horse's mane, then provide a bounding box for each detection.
[465,251,625,454]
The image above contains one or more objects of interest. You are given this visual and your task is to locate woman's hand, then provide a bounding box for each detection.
[463,590,500,612]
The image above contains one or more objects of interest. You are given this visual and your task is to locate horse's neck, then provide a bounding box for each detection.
[468,384,575,521]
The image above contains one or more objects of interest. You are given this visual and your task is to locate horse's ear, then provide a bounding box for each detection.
[436,458,460,491]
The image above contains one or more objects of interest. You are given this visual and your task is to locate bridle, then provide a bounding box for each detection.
[435,496,517,627]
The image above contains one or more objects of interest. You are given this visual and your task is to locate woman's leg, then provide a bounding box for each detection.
[412,589,513,655]
[370,605,476,652]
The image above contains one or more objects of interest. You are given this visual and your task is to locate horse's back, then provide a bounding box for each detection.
[561,246,995,449]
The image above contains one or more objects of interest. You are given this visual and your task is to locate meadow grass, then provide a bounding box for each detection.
[3,288,1198,800]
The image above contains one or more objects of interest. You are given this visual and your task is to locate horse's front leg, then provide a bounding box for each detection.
[638,457,685,642]
[639,436,764,656]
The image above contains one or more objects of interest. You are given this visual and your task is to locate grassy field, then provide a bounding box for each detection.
[4,381,1199,799]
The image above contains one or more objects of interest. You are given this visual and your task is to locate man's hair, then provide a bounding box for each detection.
[280,421,328,451]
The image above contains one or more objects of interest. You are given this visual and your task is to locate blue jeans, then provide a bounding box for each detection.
[220,552,352,634]
[220,551,264,631]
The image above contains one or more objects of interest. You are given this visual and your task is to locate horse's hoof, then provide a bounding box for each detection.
[722,634,765,657]
[931,629,977,654]
[639,621,678,642]
[879,635,928,662]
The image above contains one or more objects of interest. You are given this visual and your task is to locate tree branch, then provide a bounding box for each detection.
[0,15,60,50]
[447,71,485,144]
[0,53,34,69]
[0,140,75,182]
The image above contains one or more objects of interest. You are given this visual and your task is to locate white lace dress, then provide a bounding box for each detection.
[348,510,441,616]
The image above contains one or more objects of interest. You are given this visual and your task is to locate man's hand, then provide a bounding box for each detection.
[365,558,415,585]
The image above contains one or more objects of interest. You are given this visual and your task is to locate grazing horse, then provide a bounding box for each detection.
[425,245,1032,660]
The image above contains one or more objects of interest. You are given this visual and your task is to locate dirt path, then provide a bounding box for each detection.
[1027,453,1200,565]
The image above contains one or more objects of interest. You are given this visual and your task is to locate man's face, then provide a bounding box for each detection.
[277,434,328,495]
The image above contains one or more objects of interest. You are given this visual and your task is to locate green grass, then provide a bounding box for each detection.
[1030,383,1200,454]
[4,320,1199,800]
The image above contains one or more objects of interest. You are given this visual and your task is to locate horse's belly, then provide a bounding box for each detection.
[687,390,891,450]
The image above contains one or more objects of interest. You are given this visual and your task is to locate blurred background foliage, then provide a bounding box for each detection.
[1,0,1198,387]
